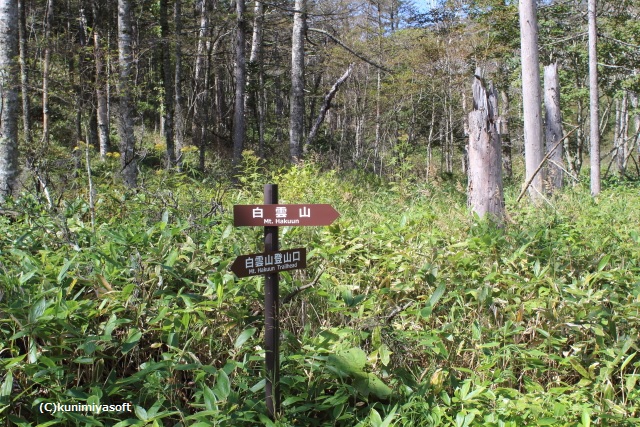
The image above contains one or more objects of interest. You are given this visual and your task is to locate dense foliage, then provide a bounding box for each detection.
[1,154,639,426]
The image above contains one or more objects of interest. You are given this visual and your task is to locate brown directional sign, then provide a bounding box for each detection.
[233,204,340,227]
[231,248,307,278]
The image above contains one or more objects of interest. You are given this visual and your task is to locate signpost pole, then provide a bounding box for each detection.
[263,184,280,418]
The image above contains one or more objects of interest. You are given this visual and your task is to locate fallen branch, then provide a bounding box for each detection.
[386,301,414,324]
[282,268,324,304]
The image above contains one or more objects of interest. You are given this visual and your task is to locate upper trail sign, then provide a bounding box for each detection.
[233,204,340,227]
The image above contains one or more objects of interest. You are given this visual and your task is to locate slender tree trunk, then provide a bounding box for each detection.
[160,0,176,168]
[173,0,185,165]
[544,62,564,191]
[42,0,54,148]
[304,64,352,151]
[614,91,628,175]
[117,0,137,188]
[0,0,19,202]
[232,0,247,168]
[192,0,210,171]
[498,89,512,180]
[519,0,544,202]
[18,0,31,148]
[588,0,600,195]
[290,0,306,162]
[93,0,110,159]
[247,0,265,157]
[467,75,504,222]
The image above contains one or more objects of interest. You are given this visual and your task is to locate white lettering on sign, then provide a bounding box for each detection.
[252,207,264,218]
[274,253,282,264]
[265,254,274,266]
[275,206,287,218]
[299,206,311,218]
[255,255,264,267]
[245,258,254,269]
[293,251,301,262]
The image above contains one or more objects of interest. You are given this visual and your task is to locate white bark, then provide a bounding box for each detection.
[0,0,19,202]
[588,0,600,195]
[544,63,564,191]
[519,0,544,202]
[118,0,137,188]
[467,76,504,222]
[93,0,109,159]
[232,0,247,167]
[290,0,306,162]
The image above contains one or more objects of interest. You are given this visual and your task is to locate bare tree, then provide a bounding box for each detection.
[160,0,176,168]
[173,0,185,166]
[232,0,247,168]
[588,0,600,196]
[519,0,544,202]
[18,0,31,148]
[0,0,19,202]
[117,0,137,188]
[467,74,504,222]
[544,62,564,191]
[290,0,306,162]
[92,0,110,160]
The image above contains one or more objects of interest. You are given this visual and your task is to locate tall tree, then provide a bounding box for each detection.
[290,0,306,162]
[192,0,211,171]
[42,0,54,148]
[0,0,19,202]
[544,62,564,191]
[92,0,110,159]
[117,0,137,188]
[160,0,176,167]
[173,0,185,165]
[18,0,31,148]
[588,0,600,196]
[519,0,544,202]
[232,0,247,168]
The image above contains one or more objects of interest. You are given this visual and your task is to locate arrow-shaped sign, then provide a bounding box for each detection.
[233,204,339,227]
[231,248,307,278]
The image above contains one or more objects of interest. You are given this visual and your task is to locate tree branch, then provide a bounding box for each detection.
[282,269,324,304]
[307,28,391,73]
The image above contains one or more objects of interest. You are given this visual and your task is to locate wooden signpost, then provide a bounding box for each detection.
[232,184,339,419]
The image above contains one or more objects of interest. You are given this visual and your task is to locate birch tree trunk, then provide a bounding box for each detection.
[173,0,185,166]
[519,0,544,202]
[160,0,176,168]
[588,0,600,196]
[0,0,19,202]
[18,0,31,148]
[192,0,210,171]
[544,62,564,191]
[614,92,628,175]
[232,0,247,168]
[290,0,306,163]
[42,0,54,147]
[93,0,110,159]
[467,76,504,222]
[117,0,137,188]
[247,0,265,157]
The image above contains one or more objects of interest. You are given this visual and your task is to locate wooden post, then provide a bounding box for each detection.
[263,184,280,418]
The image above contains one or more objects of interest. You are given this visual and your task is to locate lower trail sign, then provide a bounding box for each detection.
[232,184,338,419]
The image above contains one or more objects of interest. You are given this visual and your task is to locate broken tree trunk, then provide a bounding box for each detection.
[467,75,504,222]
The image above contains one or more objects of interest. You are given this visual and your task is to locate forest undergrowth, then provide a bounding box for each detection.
[1,153,639,426]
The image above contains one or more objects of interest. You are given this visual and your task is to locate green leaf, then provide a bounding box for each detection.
[328,347,367,376]
[213,370,231,400]
[581,408,591,427]
[369,408,383,427]
[203,385,216,411]
[537,418,558,426]
[28,298,46,323]
[122,328,142,354]
[234,328,256,350]
[57,256,76,283]
[0,371,12,398]
[354,373,392,400]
